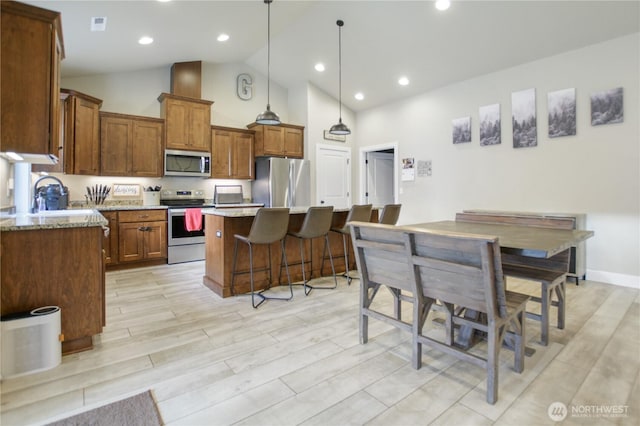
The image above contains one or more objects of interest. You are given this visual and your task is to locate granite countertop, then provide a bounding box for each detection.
[202,206,372,218]
[94,205,168,211]
[0,209,108,232]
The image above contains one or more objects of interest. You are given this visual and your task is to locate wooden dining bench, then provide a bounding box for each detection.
[456,212,573,345]
[349,221,415,345]
[350,221,530,404]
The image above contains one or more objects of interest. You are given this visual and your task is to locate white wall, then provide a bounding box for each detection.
[304,83,356,203]
[0,158,12,209]
[354,34,640,287]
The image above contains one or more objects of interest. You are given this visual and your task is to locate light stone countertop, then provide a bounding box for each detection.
[0,209,108,231]
[95,205,169,211]
[202,206,377,218]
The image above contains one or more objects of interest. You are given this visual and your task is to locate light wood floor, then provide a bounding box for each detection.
[1,261,638,425]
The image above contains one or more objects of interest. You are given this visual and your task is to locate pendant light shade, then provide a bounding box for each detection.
[256,0,280,125]
[329,19,350,136]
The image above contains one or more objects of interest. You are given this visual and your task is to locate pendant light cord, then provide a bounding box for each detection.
[338,20,343,122]
[267,0,271,107]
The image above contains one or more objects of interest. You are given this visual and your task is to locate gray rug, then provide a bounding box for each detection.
[47,391,163,426]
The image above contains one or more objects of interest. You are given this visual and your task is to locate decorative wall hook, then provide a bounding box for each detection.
[237,73,253,100]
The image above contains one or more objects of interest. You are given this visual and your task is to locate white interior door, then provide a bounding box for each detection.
[366,152,394,205]
[316,145,351,208]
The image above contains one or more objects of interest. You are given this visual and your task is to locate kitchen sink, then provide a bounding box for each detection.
[28,209,98,217]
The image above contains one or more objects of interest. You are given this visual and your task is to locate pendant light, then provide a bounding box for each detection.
[256,0,280,125]
[329,19,351,135]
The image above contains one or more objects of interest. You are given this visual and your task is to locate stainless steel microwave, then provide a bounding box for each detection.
[164,149,211,177]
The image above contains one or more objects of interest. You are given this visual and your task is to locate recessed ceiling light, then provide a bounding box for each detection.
[354,92,364,101]
[314,63,325,72]
[138,36,154,45]
[435,0,451,11]
[217,33,230,42]
[157,0,171,3]
[398,76,410,86]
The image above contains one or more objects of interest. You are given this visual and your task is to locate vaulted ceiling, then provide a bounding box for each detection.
[25,1,640,112]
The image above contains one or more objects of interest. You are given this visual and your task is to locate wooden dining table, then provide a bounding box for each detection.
[407,220,594,258]
[405,220,594,350]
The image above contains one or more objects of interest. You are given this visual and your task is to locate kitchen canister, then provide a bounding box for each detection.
[143,191,160,206]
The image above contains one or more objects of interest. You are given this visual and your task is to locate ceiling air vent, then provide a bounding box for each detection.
[91,17,107,32]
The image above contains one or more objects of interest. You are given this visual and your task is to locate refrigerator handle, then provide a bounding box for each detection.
[288,161,294,207]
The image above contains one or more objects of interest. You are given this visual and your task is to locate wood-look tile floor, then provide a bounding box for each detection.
[1,261,638,425]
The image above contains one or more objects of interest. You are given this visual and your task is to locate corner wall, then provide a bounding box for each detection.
[354,34,640,287]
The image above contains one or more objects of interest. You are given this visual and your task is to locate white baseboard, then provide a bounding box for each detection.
[586,269,640,289]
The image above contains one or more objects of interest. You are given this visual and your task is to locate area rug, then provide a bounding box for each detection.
[47,390,163,426]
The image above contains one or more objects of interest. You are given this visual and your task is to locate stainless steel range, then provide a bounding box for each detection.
[160,189,208,264]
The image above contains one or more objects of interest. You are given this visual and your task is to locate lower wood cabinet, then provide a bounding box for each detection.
[102,211,118,265]
[115,209,167,264]
[1,226,104,354]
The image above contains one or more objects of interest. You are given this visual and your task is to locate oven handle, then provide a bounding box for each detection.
[169,208,188,215]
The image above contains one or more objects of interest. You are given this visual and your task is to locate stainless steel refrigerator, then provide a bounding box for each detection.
[252,157,310,207]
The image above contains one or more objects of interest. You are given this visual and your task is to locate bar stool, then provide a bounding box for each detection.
[329,204,372,284]
[230,207,292,308]
[282,206,337,295]
[378,204,402,225]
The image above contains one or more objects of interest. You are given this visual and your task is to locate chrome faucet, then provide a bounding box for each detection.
[32,175,67,213]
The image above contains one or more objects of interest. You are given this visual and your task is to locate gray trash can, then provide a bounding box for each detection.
[1,306,62,379]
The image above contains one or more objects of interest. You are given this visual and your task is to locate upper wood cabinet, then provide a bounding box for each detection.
[1,1,65,156]
[63,89,103,175]
[211,126,255,180]
[247,122,304,159]
[158,93,213,152]
[32,89,103,175]
[100,112,164,177]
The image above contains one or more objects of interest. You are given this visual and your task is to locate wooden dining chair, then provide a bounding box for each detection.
[404,227,530,404]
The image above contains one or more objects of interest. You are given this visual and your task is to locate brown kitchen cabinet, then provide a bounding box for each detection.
[100,112,164,177]
[211,126,255,179]
[1,1,64,157]
[158,93,213,152]
[117,210,167,264]
[102,211,119,265]
[1,226,104,354]
[63,89,103,175]
[247,122,304,158]
[32,89,103,175]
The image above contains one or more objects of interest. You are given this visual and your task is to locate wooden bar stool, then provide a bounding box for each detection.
[282,206,337,295]
[230,207,292,308]
[378,203,401,225]
[329,204,372,284]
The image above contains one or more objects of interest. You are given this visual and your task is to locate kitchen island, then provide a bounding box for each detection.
[1,209,107,354]
[202,206,378,298]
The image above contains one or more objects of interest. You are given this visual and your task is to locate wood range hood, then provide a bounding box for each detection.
[170,60,202,99]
